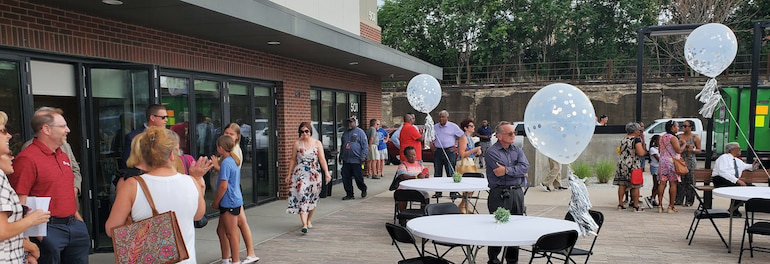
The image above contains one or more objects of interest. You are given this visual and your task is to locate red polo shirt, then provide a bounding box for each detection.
[400,123,422,163]
[10,138,77,218]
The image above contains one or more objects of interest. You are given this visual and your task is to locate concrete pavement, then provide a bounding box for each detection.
[89,163,770,263]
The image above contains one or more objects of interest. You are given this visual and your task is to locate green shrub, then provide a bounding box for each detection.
[571,162,593,180]
[594,160,615,183]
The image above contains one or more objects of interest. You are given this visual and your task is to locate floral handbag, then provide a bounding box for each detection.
[112,177,189,264]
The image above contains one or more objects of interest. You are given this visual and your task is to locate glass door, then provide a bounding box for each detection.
[84,65,154,251]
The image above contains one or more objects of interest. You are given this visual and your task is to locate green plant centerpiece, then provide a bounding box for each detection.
[493,207,510,224]
[452,172,462,183]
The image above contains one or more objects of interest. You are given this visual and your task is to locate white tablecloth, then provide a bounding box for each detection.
[713,186,770,201]
[399,177,489,192]
[407,214,580,247]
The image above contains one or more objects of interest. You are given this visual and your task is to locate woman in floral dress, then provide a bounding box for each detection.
[612,122,646,212]
[657,120,685,213]
[285,122,331,233]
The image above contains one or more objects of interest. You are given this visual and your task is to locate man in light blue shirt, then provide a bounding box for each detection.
[432,110,464,198]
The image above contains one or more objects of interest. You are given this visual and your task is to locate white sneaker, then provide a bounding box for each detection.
[221,259,231,264]
[539,183,551,192]
[243,256,260,263]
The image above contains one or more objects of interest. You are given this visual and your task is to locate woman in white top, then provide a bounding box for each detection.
[212,123,259,263]
[106,127,211,263]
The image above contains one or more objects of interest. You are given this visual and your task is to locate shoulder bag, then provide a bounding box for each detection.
[673,156,689,175]
[112,177,189,264]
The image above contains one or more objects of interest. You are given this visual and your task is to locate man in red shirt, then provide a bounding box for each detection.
[11,107,89,264]
[399,113,424,163]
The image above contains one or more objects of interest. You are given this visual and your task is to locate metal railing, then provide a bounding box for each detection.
[437,53,768,88]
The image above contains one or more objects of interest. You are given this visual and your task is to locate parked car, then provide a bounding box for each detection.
[385,126,433,165]
[489,121,525,148]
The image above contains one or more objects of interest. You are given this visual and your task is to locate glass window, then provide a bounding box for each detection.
[161,76,191,154]
[0,60,23,154]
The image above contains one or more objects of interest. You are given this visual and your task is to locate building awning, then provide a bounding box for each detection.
[34,0,442,81]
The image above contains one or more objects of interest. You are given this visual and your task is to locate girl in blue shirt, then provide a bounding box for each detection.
[212,135,244,264]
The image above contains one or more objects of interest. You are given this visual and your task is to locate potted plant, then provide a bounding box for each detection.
[594,160,615,183]
[571,162,593,182]
[452,172,463,183]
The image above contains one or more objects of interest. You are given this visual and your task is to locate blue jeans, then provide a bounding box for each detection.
[34,220,90,264]
[342,162,367,197]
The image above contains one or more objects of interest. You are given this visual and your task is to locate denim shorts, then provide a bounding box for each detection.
[650,166,658,175]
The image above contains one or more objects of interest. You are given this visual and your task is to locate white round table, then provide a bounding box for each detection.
[713,186,770,201]
[712,186,770,252]
[399,177,490,192]
[407,214,579,263]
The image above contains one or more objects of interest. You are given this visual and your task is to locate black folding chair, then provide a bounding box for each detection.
[394,189,429,226]
[528,230,579,264]
[552,210,603,264]
[423,203,467,262]
[686,184,730,248]
[739,198,770,263]
[386,223,450,264]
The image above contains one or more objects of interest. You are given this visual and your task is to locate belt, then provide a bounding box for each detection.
[50,215,77,225]
[435,147,452,150]
[494,185,522,190]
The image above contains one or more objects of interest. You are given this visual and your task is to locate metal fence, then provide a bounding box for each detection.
[437,53,768,88]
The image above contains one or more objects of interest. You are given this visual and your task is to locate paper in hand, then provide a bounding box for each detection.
[23,196,51,237]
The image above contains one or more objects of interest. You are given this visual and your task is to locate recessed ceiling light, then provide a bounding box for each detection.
[267,41,281,45]
[102,0,123,5]
[348,62,359,65]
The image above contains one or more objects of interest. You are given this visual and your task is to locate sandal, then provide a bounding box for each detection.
[667,206,678,213]
[632,205,644,212]
[617,204,627,210]
[657,206,664,213]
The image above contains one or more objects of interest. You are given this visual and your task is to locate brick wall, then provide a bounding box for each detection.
[0,0,382,199]
[360,22,381,43]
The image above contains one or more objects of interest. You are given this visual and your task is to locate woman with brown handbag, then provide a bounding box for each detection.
[106,127,212,263]
[456,119,481,213]
[656,120,686,213]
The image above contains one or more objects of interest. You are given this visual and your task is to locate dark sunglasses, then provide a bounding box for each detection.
[300,129,311,134]
[152,114,169,120]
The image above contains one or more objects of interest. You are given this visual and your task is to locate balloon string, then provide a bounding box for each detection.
[717,96,770,177]
[431,122,456,176]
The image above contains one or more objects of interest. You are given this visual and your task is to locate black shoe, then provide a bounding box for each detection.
[361,190,367,198]
[342,196,355,200]
[371,175,381,179]
[732,212,742,218]
[556,187,568,191]
[487,259,501,264]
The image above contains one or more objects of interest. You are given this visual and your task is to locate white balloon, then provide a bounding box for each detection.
[524,83,596,164]
[684,23,738,78]
[406,74,442,113]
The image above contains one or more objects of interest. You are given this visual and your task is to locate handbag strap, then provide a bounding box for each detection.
[134,176,160,216]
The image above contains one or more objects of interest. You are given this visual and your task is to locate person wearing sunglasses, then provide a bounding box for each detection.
[674,120,701,207]
[286,122,331,233]
[340,117,369,200]
[0,111,51,264]
[122,104,168,168]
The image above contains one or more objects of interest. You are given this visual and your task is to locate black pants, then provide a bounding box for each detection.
[487,186,525,263]
[342,162,367,197]
[713,176,753,212]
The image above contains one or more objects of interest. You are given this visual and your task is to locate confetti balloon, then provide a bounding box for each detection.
[524,83,596,164]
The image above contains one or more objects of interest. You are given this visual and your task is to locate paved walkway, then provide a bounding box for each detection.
[90,164,770,263]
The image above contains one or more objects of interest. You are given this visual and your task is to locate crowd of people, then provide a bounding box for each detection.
[4,103,761,264]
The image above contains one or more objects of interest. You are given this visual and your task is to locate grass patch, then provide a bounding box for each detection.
[594,160,615,183]
[571,162,593,180]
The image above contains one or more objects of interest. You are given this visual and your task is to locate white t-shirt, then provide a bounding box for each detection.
[132,174,200,264]
[649,147,659,167]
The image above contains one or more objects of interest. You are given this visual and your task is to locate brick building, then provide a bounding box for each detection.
[0,0,440,251]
